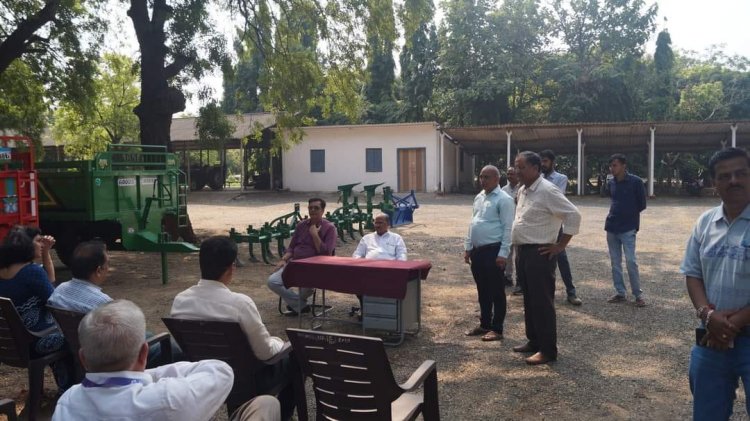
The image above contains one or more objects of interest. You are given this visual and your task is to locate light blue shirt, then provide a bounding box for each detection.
[48,278,113,313]
[545,170,568,193]
[680,203,750,311]
[464,186,515,258]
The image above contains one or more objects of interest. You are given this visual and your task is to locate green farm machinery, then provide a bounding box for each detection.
[36,144,198,283]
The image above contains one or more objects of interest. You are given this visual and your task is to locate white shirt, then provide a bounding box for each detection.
[352,231,407,261]
[501,182,520,200]
[170,279,285,361]
[52,360,233,421]
[512,176,581,245]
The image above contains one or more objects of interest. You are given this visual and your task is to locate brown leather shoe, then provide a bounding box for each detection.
[481,331,503,341]
[465,326,490,336]
[512,343,537,353]
[525,352,556,365]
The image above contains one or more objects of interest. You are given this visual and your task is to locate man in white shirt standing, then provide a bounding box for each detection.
[352,213,407,261]
[512,151,581,365]
[52,299,234,420]
[171,236,298,420]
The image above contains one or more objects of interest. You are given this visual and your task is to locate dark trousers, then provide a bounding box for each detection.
[470,244,507,333]
[556,228,576,296]
[517,244,558,358]
[255,355,299,421]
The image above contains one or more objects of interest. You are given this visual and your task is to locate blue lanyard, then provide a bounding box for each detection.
[82,377,145,388]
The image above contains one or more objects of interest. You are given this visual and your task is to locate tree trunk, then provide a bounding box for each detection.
[128,0,188,146]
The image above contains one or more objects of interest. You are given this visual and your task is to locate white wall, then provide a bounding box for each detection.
[282,123,451,192]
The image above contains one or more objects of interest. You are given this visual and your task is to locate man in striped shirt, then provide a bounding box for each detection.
[512,151,582,365]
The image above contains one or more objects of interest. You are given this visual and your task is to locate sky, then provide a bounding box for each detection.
[149,0,750,115]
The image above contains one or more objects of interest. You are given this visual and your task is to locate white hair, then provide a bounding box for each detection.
[374,213,390,225]
[78,299,146,372]
[481,165,500,177]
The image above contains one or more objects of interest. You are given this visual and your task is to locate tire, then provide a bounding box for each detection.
[207,167,224,191]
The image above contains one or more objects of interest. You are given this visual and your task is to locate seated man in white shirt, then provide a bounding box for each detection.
[170,236,298,421]
[52,299,234,421]
[350,213,408,316]
[352,213,408,261]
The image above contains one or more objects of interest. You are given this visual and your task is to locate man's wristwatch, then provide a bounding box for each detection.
[696,305,707,320]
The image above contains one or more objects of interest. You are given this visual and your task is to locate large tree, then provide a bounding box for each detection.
[52,53,140,159]
[398,0,438,122]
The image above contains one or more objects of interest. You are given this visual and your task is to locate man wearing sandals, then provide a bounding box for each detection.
[464,165,515,342]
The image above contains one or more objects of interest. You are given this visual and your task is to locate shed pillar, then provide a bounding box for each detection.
[506,131,512,169]
[649,126,655,198]
[732,123,738,148]
[576,128,583,196]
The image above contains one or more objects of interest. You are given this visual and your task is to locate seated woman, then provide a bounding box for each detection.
[22,226,57,283]
[0,228,73,390]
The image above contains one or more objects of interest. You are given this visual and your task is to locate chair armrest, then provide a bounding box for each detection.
[0,398,17,421]
[263,341,292,365]
[399,360,436,392]
[29,325,60,338]
[147,332,172,363]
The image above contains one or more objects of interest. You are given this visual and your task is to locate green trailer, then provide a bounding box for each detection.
[36,145,198,283]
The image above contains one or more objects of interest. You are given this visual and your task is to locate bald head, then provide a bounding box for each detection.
[479,165,501,193]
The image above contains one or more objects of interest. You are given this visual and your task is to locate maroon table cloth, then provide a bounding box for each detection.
[282,256,432,300]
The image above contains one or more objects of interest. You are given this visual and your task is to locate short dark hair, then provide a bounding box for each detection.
[70,241,108,280]
[22,226,41,239]
[199,236,238,280]
[308,197,326,209]
[609,154,627,165]
[539,149,556,161]
[0,228,35,267]
[709,147,750,179]
[517,151,542,171]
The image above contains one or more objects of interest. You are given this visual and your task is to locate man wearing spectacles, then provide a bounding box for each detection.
[267,197,337,315]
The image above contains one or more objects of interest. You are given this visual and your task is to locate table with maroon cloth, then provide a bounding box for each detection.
[282,256,432,345]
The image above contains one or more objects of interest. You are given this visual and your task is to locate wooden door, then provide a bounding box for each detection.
[397,148,426,192]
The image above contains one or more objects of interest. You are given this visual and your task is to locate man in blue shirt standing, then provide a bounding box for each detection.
[464,165,515,341]
[605,154,647,307]
[681,147,750,420]
[540,150,583,306]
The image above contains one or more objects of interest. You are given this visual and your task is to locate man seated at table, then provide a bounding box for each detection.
[52,299,234,420]
[267,197,337,315]
[48,240,175,366]
[352,213,407,261]
[171,235,299,421]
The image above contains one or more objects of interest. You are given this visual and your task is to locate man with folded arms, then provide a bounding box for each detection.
[52,300,234,420]
[464,165,515,342]
[511,151,581,365]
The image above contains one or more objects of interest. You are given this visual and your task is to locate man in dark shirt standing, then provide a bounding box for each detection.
[605,154,647,307]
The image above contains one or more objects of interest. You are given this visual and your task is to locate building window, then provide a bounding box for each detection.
[310,149,325,172]
[366,148,382,172]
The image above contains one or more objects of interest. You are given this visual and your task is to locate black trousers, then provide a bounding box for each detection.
[470,244,507,333]
[517,244,558,358]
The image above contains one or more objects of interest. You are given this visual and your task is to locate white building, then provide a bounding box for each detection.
[281,122,473,193]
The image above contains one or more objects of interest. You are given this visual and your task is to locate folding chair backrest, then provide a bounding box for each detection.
[46,306,84,354]
[286,328,402,421]
[162,318,264,413]
[0,298,32,367]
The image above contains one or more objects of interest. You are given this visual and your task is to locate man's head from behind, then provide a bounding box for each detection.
[199,236,238,282]
[78,299,147,372]
[70,241,109,284]
[373,213,391,235]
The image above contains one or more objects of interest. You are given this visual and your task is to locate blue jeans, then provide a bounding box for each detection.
[689,336,750,420]
[606,230,642,298]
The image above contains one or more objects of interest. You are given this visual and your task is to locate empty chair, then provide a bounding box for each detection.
[0,297,69,421]
[286,328,439,421]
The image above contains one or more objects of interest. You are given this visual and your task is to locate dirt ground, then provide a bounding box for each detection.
[0,189,744,420]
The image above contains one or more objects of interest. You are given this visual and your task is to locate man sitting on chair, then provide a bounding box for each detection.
[171,235,298,420]
[352,213,407,261]
[52,300,234,420]
[267,197,337,315]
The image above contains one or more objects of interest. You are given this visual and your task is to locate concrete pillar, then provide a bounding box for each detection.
[732,123,738,148]
[581,142,587,195]
[506,131,512,169]
[649,126,655,197]
[577,128,583,196]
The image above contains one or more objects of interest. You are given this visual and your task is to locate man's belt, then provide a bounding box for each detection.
[472,242,501,253]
